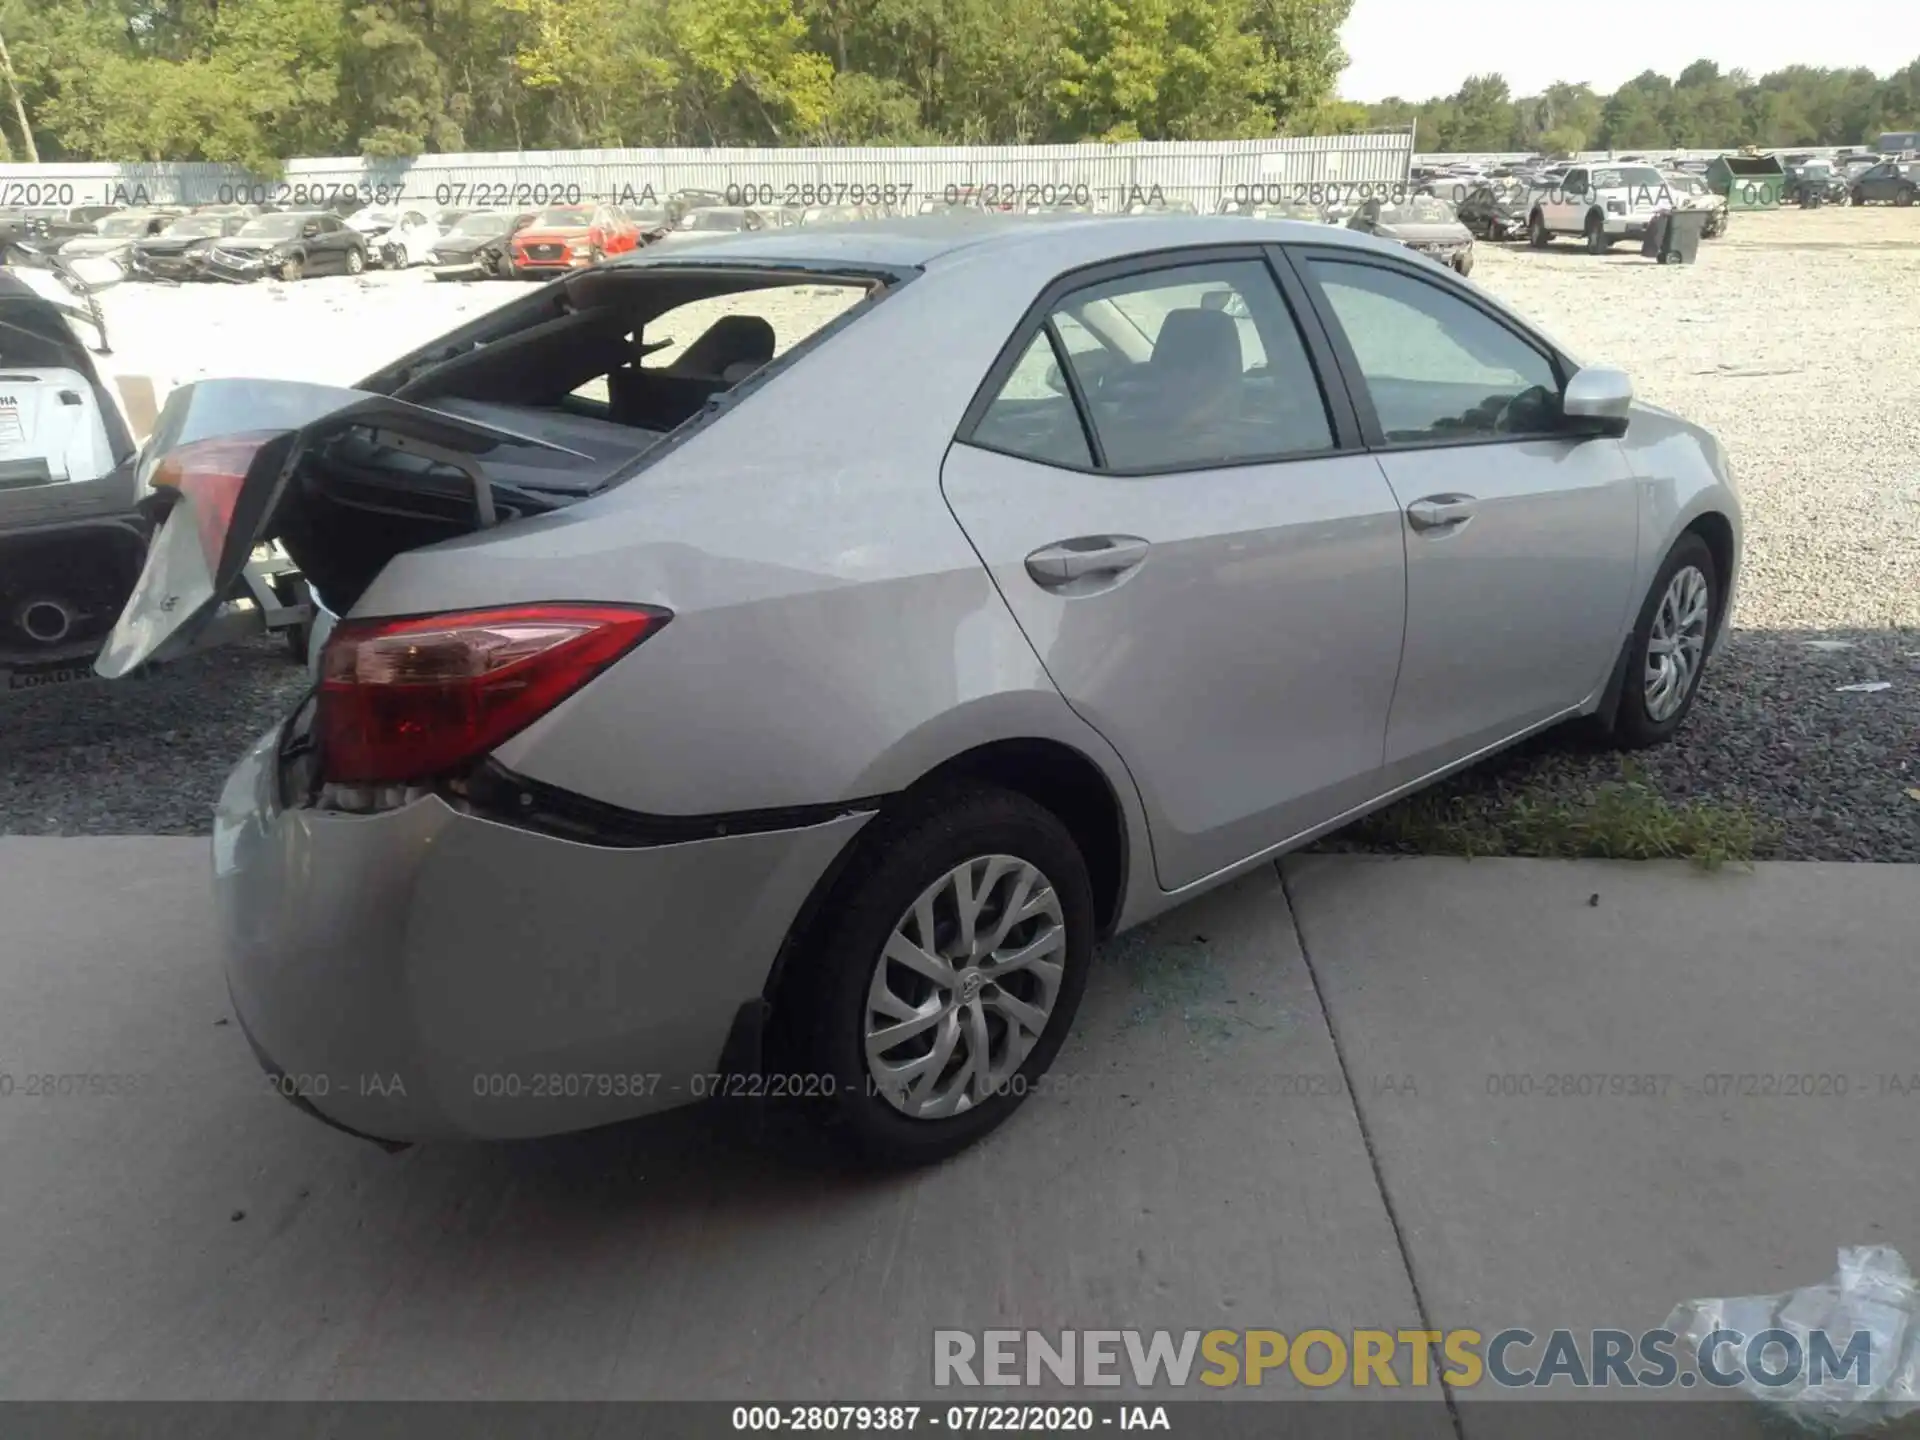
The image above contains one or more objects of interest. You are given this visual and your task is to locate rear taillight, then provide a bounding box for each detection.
[146,432,279,570]
[316,603,670,785]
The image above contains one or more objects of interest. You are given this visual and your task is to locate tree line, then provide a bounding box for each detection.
[1363,64,1920,156]
[0,0,1913,169]
[0,0,1355,168]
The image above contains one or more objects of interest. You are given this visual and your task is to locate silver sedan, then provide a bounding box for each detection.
[99,214,1741,1165]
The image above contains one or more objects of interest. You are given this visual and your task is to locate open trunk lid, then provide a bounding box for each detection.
[94,378,596,677]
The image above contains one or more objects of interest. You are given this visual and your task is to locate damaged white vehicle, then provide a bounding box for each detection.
[347,205,442,269]
[0,249,312,693]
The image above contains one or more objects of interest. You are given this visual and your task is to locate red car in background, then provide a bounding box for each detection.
[509,203,642,276]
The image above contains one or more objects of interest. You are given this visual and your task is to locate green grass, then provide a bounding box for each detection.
[1345,765,1773,869]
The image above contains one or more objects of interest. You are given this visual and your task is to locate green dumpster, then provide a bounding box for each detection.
[1705,154,1785,210]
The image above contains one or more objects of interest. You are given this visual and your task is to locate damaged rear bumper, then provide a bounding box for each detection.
[214,727,873,1143]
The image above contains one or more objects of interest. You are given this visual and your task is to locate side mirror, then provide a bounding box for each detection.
[1562,365,1633,438]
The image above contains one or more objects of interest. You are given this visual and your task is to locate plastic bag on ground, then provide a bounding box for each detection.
[1665,1246,1920,1434]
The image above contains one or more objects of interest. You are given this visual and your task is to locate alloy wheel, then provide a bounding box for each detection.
[864,854,1066,1120]
[1644,565,1711,722]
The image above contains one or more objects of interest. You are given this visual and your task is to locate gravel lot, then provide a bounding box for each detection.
[3,209,1917,854]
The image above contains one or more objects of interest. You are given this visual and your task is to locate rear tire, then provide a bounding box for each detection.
[1584,212,1609,254]
[1898,187,1916,208]
[787,784,1096,1168]
[1602,533,1720,750]
[1528,210,1551,248]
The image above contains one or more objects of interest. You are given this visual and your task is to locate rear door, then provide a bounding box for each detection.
[1287,245,1640,787]
[941,248,1408,891]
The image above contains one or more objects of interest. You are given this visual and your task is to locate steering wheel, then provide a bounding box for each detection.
[1489,383,1556,434]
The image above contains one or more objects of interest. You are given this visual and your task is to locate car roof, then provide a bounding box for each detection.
[608,212,1419,273]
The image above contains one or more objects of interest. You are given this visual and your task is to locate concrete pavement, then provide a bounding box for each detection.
[1,837,1915,1434]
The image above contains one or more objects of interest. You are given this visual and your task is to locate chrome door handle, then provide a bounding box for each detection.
[1025,536,1151,586]
[1406,496,1476,532]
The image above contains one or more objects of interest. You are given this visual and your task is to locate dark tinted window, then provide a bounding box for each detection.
[1307,259,1560,443]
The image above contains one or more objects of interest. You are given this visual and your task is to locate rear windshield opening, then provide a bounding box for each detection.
[280,265,895,615]
[383,267,886,442]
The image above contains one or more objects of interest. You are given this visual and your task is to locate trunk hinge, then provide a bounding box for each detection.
[364,427,499,528]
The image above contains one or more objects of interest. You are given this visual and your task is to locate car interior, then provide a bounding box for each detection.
[974,267,1338,471]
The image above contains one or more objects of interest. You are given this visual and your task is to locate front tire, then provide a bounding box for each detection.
[279,253,303,282]
[1584,212,1609,254]
[1528,210,1551,248]
[345,247,365,275]
[1605,533,1720,750]
[791,784,1096,1167]
[1898,187,1916,208]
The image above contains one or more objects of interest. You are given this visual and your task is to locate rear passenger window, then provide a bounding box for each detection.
[971,331,1093,467]
[1058,260,1332,471]
[970,258,1334,473]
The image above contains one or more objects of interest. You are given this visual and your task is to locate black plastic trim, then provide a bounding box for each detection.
[450,760,885,848]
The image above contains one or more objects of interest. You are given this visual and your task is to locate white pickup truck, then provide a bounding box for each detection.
[1526,163,1675,253]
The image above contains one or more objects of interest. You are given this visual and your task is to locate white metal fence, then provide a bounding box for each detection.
[0,134,1416,216]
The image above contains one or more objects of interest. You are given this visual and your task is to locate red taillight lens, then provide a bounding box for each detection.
[317,603,671,785]
[147,432,279,572]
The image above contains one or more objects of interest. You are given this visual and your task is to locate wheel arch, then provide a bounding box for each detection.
[1683,508,1736,636]
[761,734,1136,1014]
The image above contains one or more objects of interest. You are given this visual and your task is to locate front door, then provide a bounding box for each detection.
[1291,249,1641,786]
[1546,167,1588,231]
[941,251,1408,891]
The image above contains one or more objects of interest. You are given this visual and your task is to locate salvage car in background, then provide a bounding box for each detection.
[1661,172,1730,237]
[346,205,440,267]
[204,210,369,282]
[1347,193,1475,274]
[127,212,249,282]
[0,267,143,692]
[430,209,536,280]
[1784,159,1851,208]
[57,209,185,281]
[665,190,728,225]
[1850,160,1919,206]
[95,215,1741,1165]
[370,208,444,268]
[14,206,122,247]
[647,206,768,247]
[510,203,643,277]
[1528,163,1671,252]
[1455,177,1532,240]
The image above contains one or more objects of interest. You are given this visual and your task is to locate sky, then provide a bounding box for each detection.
[1337,0,1920,103]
